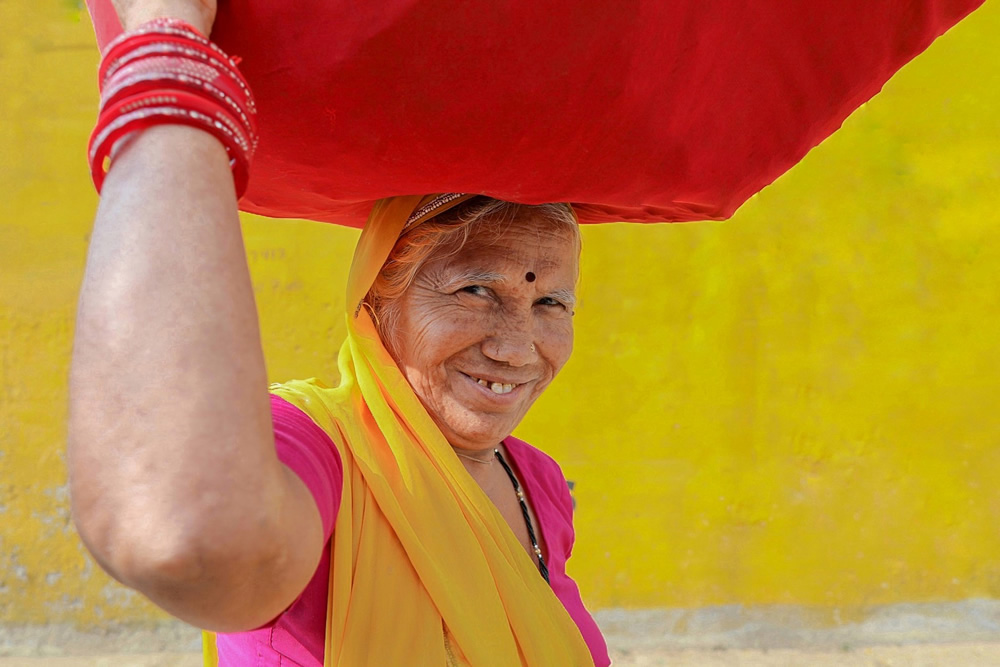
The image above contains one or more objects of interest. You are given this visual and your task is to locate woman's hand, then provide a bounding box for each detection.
[111,0,216,35]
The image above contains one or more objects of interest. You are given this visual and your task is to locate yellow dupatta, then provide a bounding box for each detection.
[203,195,592,665]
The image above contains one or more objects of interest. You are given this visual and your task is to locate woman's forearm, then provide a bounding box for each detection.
[68,126,319,626]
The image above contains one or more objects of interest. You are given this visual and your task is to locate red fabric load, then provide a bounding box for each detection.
[84,0,986,226]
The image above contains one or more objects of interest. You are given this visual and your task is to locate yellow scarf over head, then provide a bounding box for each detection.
[204,195,592,665]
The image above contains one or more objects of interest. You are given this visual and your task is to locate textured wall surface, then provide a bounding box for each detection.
[1,0,998,627]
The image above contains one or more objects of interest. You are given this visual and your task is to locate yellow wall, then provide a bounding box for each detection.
[1,0,998,626]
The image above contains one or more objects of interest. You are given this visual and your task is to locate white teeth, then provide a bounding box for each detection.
[477,378,488,387]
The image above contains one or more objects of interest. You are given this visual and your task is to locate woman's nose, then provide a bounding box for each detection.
[482,328,537,367]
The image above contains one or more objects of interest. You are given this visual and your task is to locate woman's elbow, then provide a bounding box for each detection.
[72,504,288,629]
[71,494,209,594]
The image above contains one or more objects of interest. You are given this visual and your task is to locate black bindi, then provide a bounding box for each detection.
[525,271,536,282]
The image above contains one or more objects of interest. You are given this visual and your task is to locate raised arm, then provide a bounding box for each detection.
[68,1,324,631]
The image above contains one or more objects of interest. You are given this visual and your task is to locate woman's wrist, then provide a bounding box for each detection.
[108,124,231,178]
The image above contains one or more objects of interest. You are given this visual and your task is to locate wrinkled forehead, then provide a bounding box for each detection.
[427,215,580,279]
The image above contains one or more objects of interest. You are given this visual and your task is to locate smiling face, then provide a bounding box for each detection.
[391,212,579,452]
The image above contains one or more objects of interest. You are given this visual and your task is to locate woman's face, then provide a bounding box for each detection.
[392,213,579,451]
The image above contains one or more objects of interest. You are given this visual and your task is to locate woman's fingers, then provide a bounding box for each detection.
[111,0,217,35]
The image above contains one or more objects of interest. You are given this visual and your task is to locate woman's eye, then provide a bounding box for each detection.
[459,285,489,296]
[536,297,565,308]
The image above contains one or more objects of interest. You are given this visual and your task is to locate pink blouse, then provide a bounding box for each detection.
[217,395,609,666]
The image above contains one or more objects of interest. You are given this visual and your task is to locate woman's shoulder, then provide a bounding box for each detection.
[504,435,563,474]
[267,384,345,544]
[269,378,348,428]
[268,378,346,462]
[270,377,332,404]
[504,436,574,520]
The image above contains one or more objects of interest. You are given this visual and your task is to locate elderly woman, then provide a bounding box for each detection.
[69,4,609,665]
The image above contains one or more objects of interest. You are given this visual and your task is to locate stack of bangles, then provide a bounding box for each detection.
[88,18,258,198]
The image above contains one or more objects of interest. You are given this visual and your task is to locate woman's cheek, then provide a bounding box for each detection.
[545,319,575,366]
[409,304,470,350]
[447,309,492,343]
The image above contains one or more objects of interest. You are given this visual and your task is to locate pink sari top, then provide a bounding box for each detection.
[216,395,610,666]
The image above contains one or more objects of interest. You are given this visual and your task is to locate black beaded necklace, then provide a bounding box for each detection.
[494,448,550,584]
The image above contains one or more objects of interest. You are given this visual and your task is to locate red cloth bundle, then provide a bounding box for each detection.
[85,0,985,226]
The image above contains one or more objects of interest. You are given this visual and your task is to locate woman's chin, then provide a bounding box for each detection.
[444,428,511,450]
[435,410,520,450]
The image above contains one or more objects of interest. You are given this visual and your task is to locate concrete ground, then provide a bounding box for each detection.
[3,600,998,665]
[2,644,1000,666]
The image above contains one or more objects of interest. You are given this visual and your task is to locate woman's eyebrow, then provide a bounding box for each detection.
[548,288,577,306]
[444,269,509,286]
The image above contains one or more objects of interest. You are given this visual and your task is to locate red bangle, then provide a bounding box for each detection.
[98,18,256,126]
[88,18,257,198]
[101,57,257,141]
[100,31,256,110]
[89,89,253,196]
[101,18,209,82]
